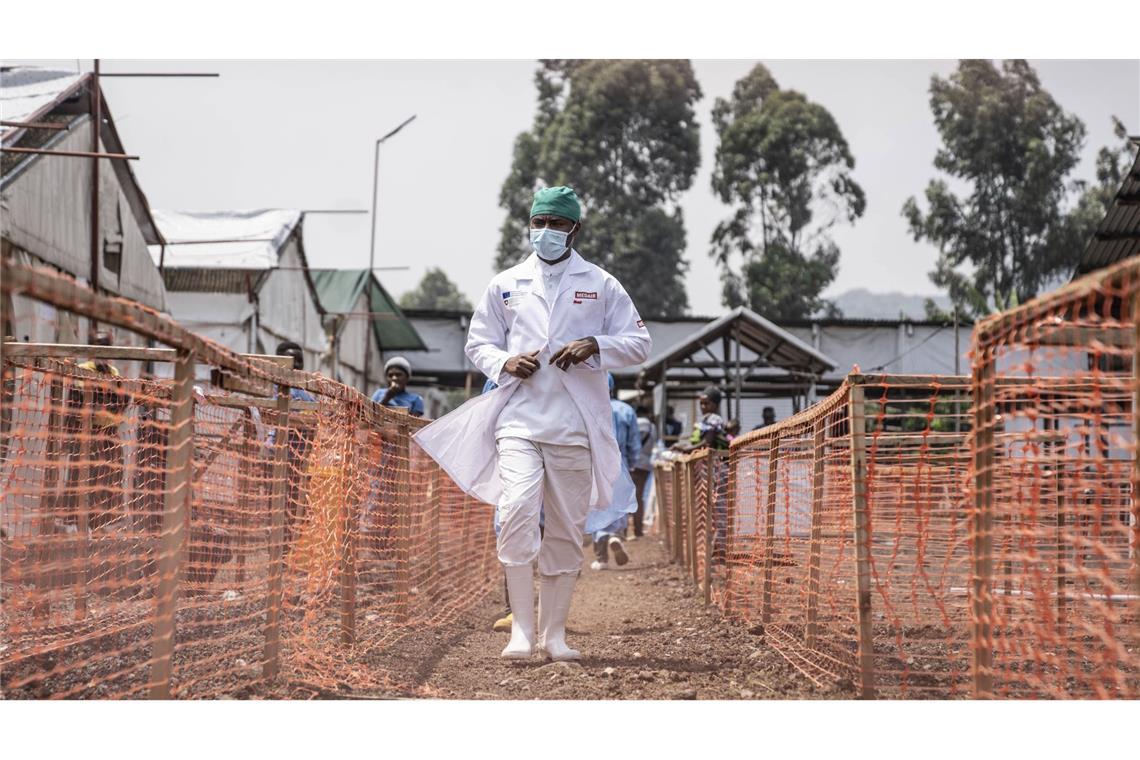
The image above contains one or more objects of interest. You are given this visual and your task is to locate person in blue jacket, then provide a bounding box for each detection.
[371,356,424,416]
[590,373,638,570]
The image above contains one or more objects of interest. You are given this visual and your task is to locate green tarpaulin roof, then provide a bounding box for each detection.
[310,269,427,351]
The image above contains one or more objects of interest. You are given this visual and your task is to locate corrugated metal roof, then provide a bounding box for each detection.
[311,269,426,352]
[1076,145,1140,276]
[149,209,302,269]
[1,68,164,247]
[639,306,838,378]
[0,67,84,137]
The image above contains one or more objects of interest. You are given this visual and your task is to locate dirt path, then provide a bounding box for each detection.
[300,536,839,700]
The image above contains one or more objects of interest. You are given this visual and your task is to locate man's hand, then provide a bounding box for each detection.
[549,337,599,370]
[503,349,542,379]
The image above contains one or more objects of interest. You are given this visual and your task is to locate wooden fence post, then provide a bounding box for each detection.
[235,411,253,586]
[72,385,94,621]
[148,351,195,699]
[723,450,737,617]
[972,351,996,698]
[703,452,716,606]
[428,466,442,601]
[262,386,292,681]
[672,465,683,564]
[687,461,699,582]
[848,383,876,699]
[1132,291,1140,599]
[394,420,412,624]
[806,418,826,649]
[762,441,779,624]
[340,425,360,646]
[35,377,65,620]
[656,465,671,556]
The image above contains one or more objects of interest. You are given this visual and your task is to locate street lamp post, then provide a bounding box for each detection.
[364,114,416,394]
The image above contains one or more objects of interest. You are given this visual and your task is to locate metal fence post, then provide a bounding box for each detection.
[148,351,195,699]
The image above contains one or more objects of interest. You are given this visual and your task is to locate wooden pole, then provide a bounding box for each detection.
[762,441,779,624]
[687,461,699,581]
[262,387,292,681]
[848,383,876,698]
[972,350,996,699]
[147,352,195,699]
[73,386,94,621]
[35,377,65,620]
[1052,423,1066,628]
[428,466,442,601]
[655,465,671,556]
[703,452,716,606]
[394,420,412,623]
[806,418,826,649]
[672,465,684,564]
[340,425,360,646]
[723,450,738,617]
[235,412,253,586]
[1132,292,1140,598]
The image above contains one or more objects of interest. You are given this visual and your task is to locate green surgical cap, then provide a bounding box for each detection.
[530,186,581,222]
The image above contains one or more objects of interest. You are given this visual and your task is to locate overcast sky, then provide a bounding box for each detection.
[15,59,1140,316]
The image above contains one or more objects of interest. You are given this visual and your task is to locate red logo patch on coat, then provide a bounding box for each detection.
[637,320,645,328]
[575,291,598,300]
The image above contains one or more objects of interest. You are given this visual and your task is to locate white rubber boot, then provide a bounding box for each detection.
[501,564,535,659]
[537,573,581,661]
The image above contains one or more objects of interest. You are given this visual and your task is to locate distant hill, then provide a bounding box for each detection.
[826,288,954,321]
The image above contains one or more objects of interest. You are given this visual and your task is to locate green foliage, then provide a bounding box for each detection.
[709,63,865,320]
[903,60,1092,317]
[1056,117,1138,262]
[496,60,702,317]
[398,267,473,312]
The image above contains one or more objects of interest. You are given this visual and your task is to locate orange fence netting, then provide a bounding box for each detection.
[1,261,496,698]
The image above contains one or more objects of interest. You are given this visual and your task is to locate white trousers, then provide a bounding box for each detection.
[496,436,592,576]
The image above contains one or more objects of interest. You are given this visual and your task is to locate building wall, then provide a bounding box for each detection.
[321,290,384,394]
[1,116,166,311]
[254,240,327,371]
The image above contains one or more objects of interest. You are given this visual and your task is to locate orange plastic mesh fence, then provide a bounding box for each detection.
[971,257,1140,699]
[661,374,975,698]
[1,262,496,698]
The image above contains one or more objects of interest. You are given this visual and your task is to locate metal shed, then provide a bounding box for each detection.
[310,269,426,393]
[149,209,328,372]
[2,66,167,348]
[635,306,837,434]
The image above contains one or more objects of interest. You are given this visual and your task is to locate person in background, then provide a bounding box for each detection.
[590,374,638,570]
[752,406,776,431]
[725,418,741,443]
[664,405,683,440]
[372,356,424,417]
[672,385,729,453]
[631,405,655,539]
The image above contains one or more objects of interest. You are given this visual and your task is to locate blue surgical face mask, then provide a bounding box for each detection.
[530,227,570,262]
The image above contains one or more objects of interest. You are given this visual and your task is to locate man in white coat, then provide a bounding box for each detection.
[414,186,651,661]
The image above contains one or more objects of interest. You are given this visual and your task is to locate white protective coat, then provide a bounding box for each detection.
[413,251,651,527]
